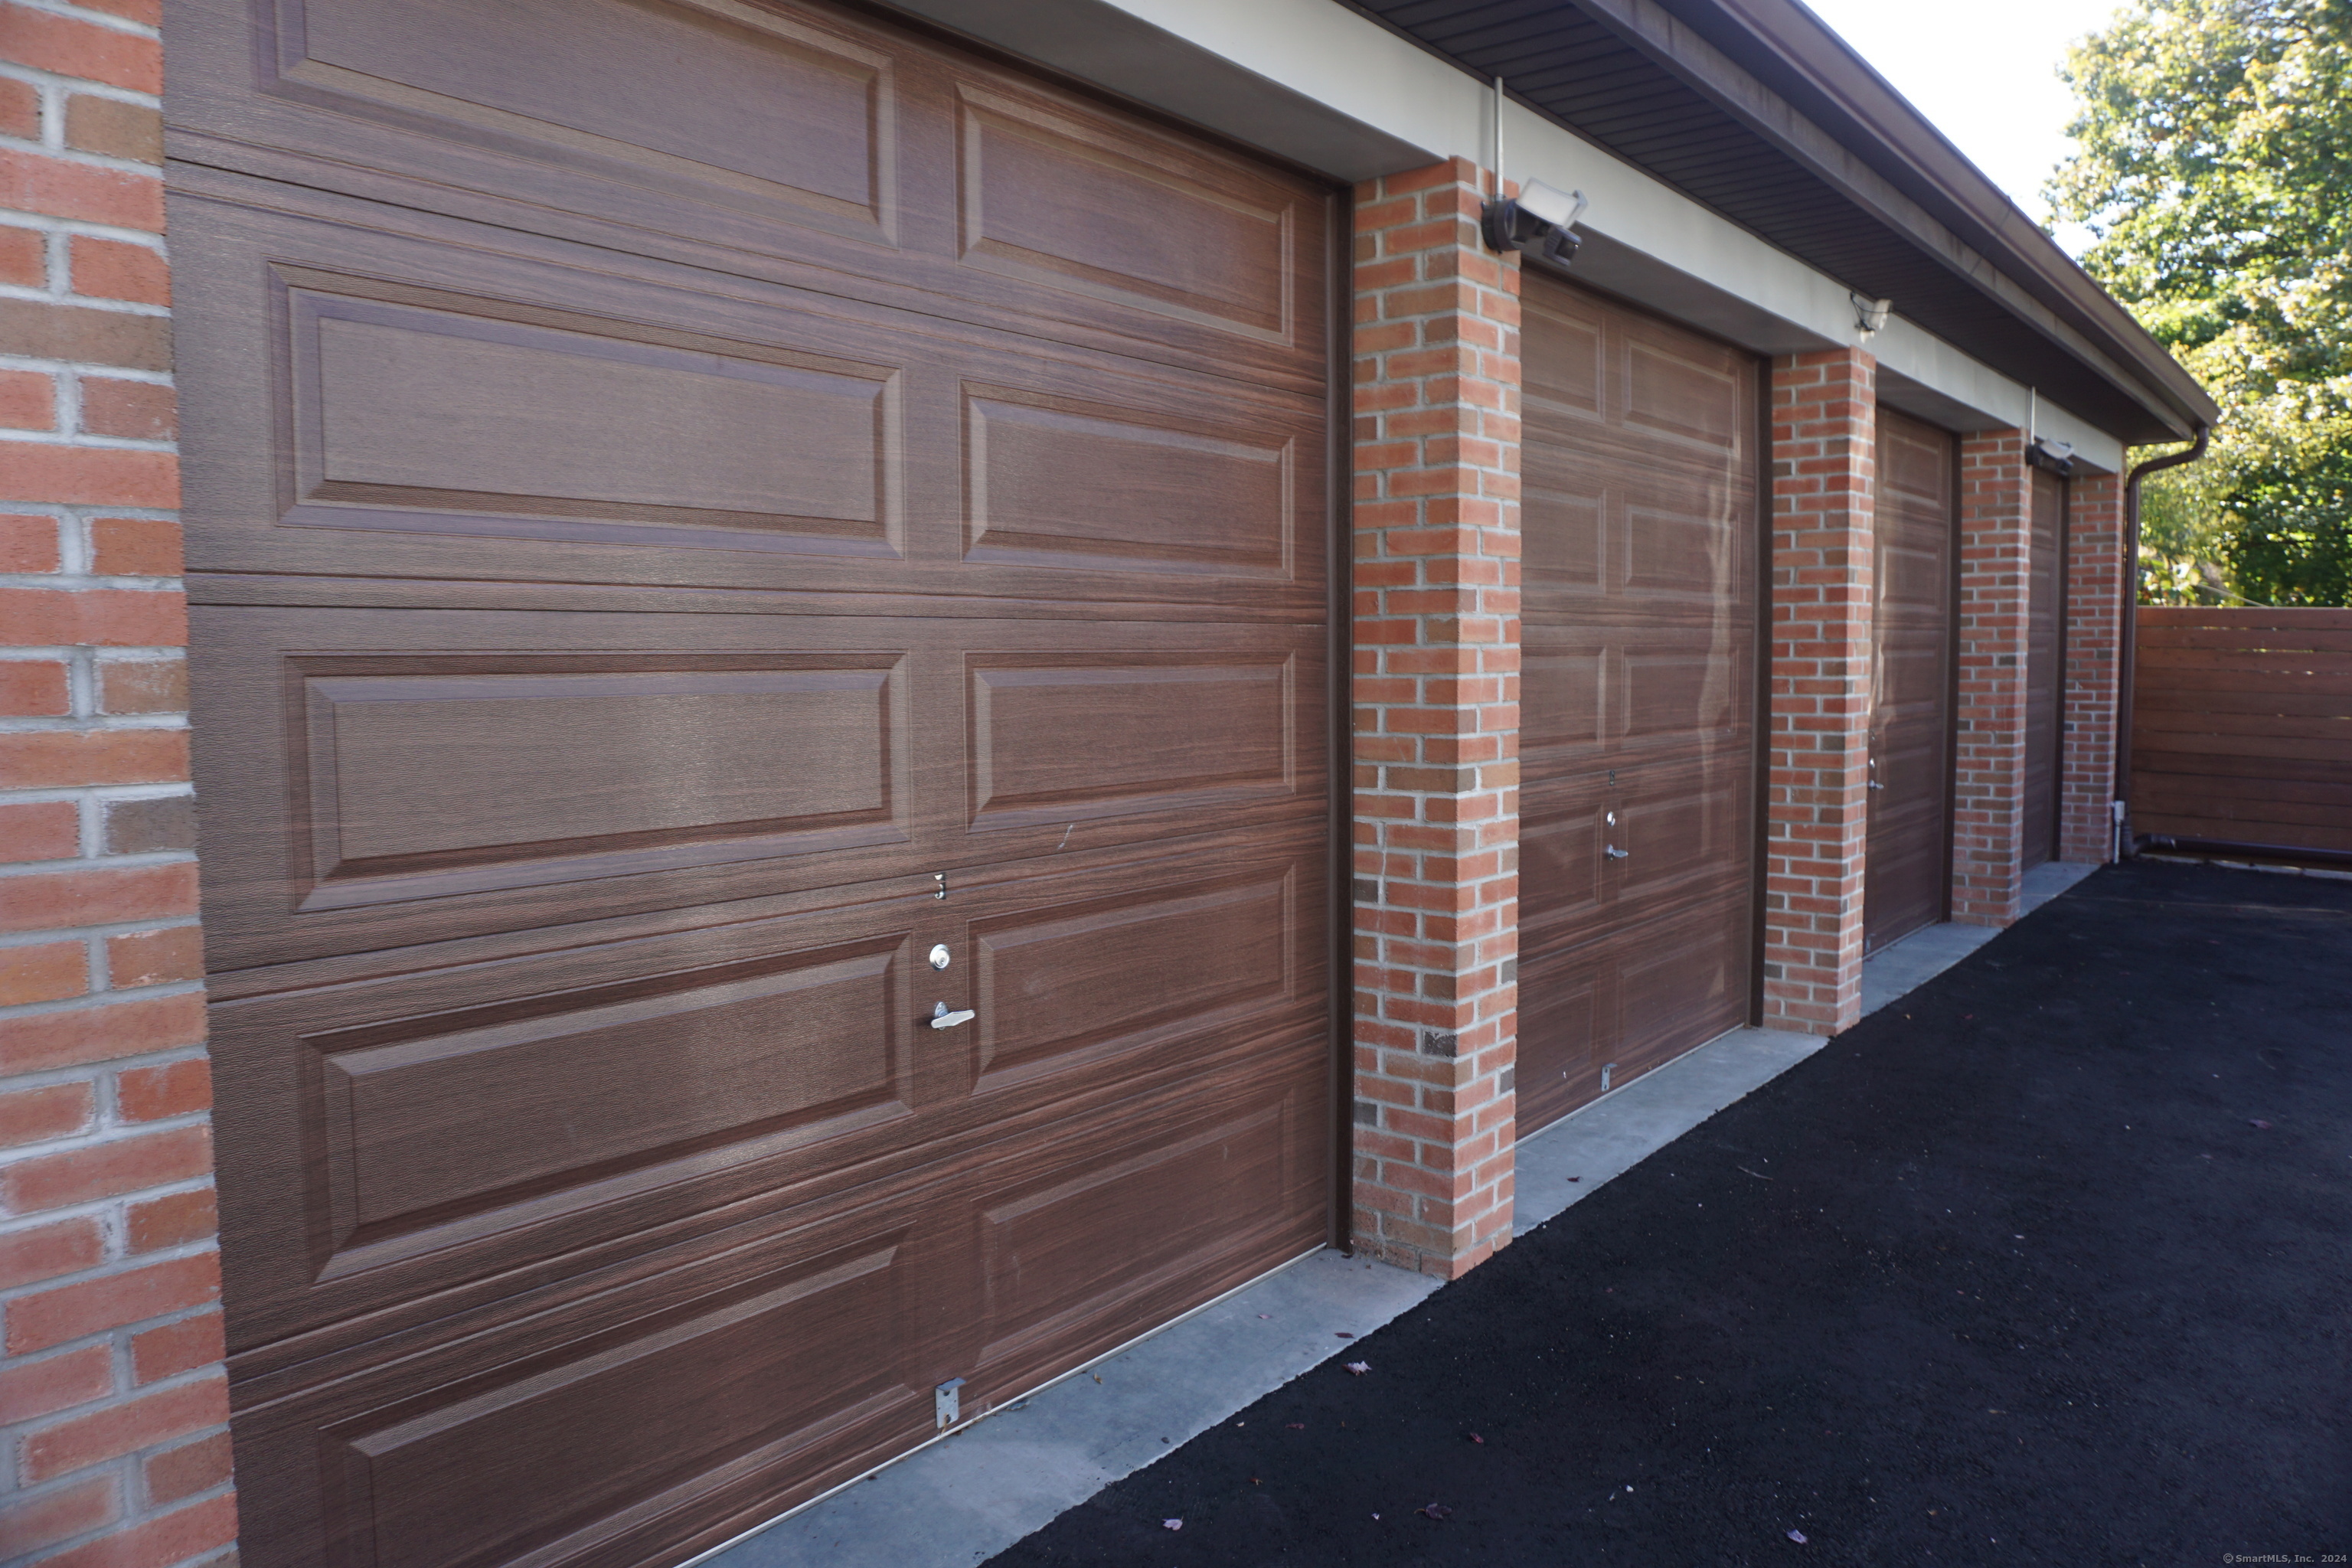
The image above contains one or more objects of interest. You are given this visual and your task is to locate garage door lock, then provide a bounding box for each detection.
[929,1001,976,1030]
[935,1377,965,1431]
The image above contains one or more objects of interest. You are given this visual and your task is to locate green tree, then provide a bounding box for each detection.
[2050,0,2352,604]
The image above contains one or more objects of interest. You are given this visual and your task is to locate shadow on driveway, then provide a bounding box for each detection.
[985,860,2352,1565]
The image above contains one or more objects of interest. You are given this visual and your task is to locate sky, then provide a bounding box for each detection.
[1795,0,2138,255]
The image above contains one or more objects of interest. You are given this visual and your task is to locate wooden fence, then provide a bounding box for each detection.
[2131,607,2352,856]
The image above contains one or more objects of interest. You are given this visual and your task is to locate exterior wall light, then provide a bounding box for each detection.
[1852,292,1893,339]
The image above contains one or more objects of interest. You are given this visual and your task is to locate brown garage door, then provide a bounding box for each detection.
[2023,469,2069,868]
[1863,408,1958,953]
[1517,271,1760,1134]
[167,3,1334,1563]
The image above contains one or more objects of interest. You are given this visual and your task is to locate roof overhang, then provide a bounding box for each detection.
[1348,0,2216,443]
[877,0,2212,449]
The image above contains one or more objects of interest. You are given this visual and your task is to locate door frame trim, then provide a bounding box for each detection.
[1325,185,1356,1251]
[1748,352,1775,1027]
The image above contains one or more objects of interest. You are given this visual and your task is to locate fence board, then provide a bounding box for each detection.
[2132,607,2352,858]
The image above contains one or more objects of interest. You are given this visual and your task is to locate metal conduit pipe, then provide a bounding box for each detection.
[2112,423,2213,861]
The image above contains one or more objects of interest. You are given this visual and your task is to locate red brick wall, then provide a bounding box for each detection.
[0,3,237,1563]
[1348,158,1521,1279]
[1760,349,1875,1034]
[1951,429,2033,924]
[2059,469,2122,864]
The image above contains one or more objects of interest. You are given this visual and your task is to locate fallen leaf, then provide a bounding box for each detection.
[1788,1529,1808,1544]
[1346,1361,1370,1375]
[1468,1433,1485,1445]
[2250,1119,2274,1130]
[1091,1374,1102,1383]
[1567,1176,1582,1183]
[1162,1518,1182,1532]
[1335,1331,1354,1339]
[1287,1422,1305,1430]
[1418,1502,1453,1521]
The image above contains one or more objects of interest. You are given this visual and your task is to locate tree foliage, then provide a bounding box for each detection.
[2050,0,2352,603]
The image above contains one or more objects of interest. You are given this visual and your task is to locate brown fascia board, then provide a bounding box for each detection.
[1564,0,2219,436]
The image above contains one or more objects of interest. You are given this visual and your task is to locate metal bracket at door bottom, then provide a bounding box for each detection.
[929,1001,976,1030]
[936,1377,965,1430]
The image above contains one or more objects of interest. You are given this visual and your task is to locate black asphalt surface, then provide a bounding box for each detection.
[985,860,2352,1566]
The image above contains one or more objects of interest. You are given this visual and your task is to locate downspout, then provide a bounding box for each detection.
[2112,423,2212,859]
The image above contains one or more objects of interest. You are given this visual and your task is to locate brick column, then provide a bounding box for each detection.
[1348,158,1521,1279]
[1952,429,2034,924]
[1760,349,1876,1034]
[2060,469,2123,864]
[0,5,239,1565]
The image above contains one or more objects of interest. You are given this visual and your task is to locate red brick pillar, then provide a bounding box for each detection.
[1348,158,1521,1279]
[1760,349,1876,1034]
[0,6,239,1565]
[2060,469,2124,864]
[1952,429,2034,923]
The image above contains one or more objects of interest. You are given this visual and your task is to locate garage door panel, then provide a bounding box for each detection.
[1521,286,1604,418]
[289,654,909,910]
[1607,774,1750,893]
[1613,889,1751,1074]
[1514,952,1601,1131]
[953,84,1292,341]
[967,650,1297,831]
[1521,643,1605,755]
[962,384,1298,580]
[966,864,1305,1093]
[286,280,903,560]
[211,829,1326,1355]
[1519,802,1603,939]
[1621,330,1751,456]
[170,0,1328,388]
[243,0,893,243]
[225,1206,937,1568]
[307,937,916,1282]
[211,912,931,1353]
[191,608,1323,973]
[174,194,1325,609]
[322,1245,910,1568]
[972,1083,1315,1374]
[229,1050,1323,1568]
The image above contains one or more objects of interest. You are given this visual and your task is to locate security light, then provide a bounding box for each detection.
[2029,436,2077,476]
[1852,293,1893,338]
[1481,178,1587,266]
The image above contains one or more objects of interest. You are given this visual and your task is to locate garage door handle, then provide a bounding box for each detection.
[1605,845,1631,861]
[929,1002,977,1030]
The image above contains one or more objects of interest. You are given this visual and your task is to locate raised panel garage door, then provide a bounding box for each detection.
[1864,408,1958,954]
[167,3,1334,1563]
[1516,271,1761,1134]
[2023,469,2069,868]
